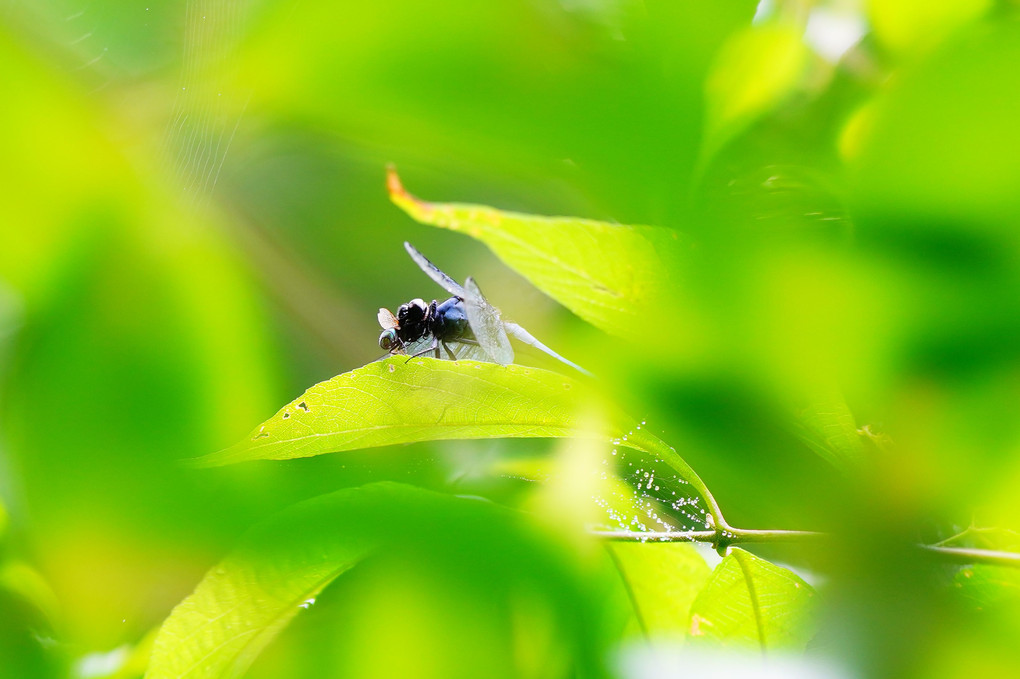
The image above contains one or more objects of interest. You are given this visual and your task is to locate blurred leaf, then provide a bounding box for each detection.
[954,565,1020,613]
[146,482,601,679]
[388,168,692,344]
[234,1,757,223]
[688,548,816,651]
[0,561,60,628]
[852,21,1020,229]
[141,483,421,679]
[790,389,867,475]
[0,563,64,679]
[703,24,808,160]
[608,543,711,640]
[868,0,991,58]
[112,629,158,679]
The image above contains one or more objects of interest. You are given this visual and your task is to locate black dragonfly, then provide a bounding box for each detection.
[377,242,590,376]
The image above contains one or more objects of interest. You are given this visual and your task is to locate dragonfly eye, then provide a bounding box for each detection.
[378,328,398,351]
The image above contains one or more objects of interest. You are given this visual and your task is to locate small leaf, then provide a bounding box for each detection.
[687,548,816,651]
[702,24,808,159]
[388,168,689,343]
[608,543,711,640]
[869,0,991,58]
[954,564,1020,612]
[790,388,867,475]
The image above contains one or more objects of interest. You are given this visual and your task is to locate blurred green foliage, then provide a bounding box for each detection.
[2,0,1020,678]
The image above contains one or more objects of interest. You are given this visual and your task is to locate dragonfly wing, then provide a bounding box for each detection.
[438,340,491,363]
[404,242,466,298]
[377,308,399,330]
[503,321,592,377]
[464,276,514,365]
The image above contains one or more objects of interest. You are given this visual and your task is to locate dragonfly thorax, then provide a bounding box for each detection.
[396,298,431,343]
[379,296,473,352]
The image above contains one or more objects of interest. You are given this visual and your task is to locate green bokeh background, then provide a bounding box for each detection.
[2,0,1020,677]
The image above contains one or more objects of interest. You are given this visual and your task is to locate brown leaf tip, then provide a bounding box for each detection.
[386,165,432,214]
[386,164,407,199]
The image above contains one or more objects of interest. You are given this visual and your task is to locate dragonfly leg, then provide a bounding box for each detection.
[405,339,439,363]
[441,341,458,360]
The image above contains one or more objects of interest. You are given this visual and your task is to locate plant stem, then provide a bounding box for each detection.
[920,545,1020,568]
[592,527,1020,568]
[592,527,823,549]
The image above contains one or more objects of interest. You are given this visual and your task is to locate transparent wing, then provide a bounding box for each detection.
[404,242,465,298]
[438,340,492,363]
[377,308,399,330]
[377,336,489,363]
[503,321,592,377]
[464,276,514,365]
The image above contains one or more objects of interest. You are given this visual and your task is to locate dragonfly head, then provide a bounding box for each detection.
[378,328,399,352]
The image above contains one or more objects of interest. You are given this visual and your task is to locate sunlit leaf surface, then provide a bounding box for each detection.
[790,389,868,475]
[199,357,674,469]
[146,482,593,679]
[388,168,690,343]
[703,24,807,158]
[609,543,711,639]
[688,548,816,651]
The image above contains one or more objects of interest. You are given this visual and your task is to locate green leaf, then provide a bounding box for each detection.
[687,548,816,651]
[388,168,690,343]
[608,543,711,640]
[954,564,1020,612]
[869,0,991,58]
[702,24,808,159]
[145,482,598,679]
[198,357,603,466]
[145,489,377,679]
[790,388,868,475]
[197,356,724,523]
[142,484,401,679]
[200,357,646,465]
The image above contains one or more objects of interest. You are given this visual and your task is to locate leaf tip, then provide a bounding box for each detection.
[386,165,431,217]
[182,451,226,469]
[385,163,405,199]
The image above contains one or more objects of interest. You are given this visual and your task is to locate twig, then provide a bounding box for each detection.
[592,526,1020,568]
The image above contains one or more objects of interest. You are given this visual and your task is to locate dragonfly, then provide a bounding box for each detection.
[377,242,591,376]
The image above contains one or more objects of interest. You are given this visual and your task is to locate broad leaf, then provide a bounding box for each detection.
[608,542,711,640]
[687,548,816,651]
[145,482,599,679]
[954,564,1020,612]
[198,357,604,466]
[202,357,644,466]
[869,0,990,58]
[790,388,868,475]
[197,356,724,522]
[146,486,388,679]
[703,24,807,160]
[388,168,689,343]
